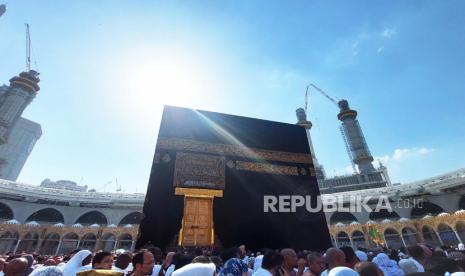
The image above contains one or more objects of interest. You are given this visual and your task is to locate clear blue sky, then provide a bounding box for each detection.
[1,0,464,193]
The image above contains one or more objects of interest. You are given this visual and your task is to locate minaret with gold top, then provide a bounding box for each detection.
[0,24,40,144]
[337,99,375,174]
[296,108,326,179]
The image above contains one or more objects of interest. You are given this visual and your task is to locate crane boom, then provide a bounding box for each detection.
[309,83,339,105]
[26,23,31,71]
[305,85,309,113]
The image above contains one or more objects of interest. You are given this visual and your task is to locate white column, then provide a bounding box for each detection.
[435,231,445,246]
[113,240,118,252]
[13,239,21,254]
[130,240,135,252]
[76,239,81,249]
[55,237,63,256]
[454,231,463,244]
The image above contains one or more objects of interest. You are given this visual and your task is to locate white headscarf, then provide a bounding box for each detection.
[355,251,368,262]
[171,263,216,276]
[372,253,404,276]
[62,250,92,276]
[30,266,64,276]
[328,267,360,276]
[398,259,419,274]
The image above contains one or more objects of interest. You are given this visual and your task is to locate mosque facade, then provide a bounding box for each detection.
[0,167,464,254]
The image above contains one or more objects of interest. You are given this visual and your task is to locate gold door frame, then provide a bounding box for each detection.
[175,188,223,246]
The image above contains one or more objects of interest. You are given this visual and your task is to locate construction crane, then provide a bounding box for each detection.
[308,83,339,106]
[25,23,31,71]
[307,83,358,174]
[304,85,309,113]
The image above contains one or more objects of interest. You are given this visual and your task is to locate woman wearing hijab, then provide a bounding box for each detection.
[372,253,403,276]
[62,250,92,276]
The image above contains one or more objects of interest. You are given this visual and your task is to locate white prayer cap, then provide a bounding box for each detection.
[458,243,465,251]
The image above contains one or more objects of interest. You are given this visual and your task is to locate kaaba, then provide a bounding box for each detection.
[137,106,332,251]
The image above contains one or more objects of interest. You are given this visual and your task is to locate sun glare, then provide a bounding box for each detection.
[124,52,213,110]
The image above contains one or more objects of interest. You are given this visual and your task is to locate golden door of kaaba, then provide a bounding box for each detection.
[176,188,223,247]
[180,197,212,246]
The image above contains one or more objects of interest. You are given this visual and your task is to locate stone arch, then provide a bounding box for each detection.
[401,227,418,246]
[384,228,403,249]
[330,212,358,225]
[0,231,18,253]
[351,230,366,249]
[437,223,459,246]
[80,233,97,251]
[98,233,116,252]
[458,195,465,210]
[17,232,39,253]
[335,231,351,247]
[422,225,441,247]
[456,221,465,243]
[26,208,64,224]
[75,211,108,225]
[411,202,445,219]
[369,209,400,222]
[119,212,143,225]
[40,232,61,255]
[0,202,13,221]
[59,232,80,255]
[116,233,133,250]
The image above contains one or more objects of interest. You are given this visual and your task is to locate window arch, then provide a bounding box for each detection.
[116,233,133,250]
[75,211,108,225]
[458,195,465,210]
[384,228,403,249]
[437,223,459,246]
[0,232,18,253]
[40,233,61,255]
[411,202,445,219]
[98,233,116,252]
[17,232,39,253]
[402,227,418,246]
[335,232,351,247]
[59,233,80,255]
[422,225,440,247]
[0,202,13,221]
[330,212,358,225]
[26,208,64,224]
[369,209,400,222]
[119,212,143,225]
[352,231,366,249]
[456,221,465,243]
[80,233,97,251]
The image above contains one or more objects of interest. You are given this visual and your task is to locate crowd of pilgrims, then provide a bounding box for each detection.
[3,243,465,276]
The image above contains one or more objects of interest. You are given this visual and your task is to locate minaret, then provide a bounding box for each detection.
[337,99,375,174]
[296,108,326,179]
[0,70,40,144]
